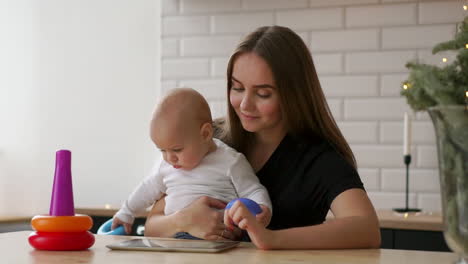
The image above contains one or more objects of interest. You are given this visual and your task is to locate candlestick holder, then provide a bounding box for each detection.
[393,155,421,213]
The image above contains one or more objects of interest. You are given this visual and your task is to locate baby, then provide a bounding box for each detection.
[112,88,272,239]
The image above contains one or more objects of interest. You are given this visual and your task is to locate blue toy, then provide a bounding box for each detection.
[97,219,126,235]
[225,198,262,215]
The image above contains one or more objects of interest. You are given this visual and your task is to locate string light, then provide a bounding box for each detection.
[402,82,410,90]
[466,91,468,110]
[465,43,468,49]
[442,57,448,63]
[464,5,467,10]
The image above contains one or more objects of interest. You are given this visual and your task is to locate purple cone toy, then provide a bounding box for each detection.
[49,150,75,216]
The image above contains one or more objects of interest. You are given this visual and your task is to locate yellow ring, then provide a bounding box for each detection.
[31,214,93,232]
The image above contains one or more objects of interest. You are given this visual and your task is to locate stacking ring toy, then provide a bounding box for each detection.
[97,219,126,235]
[28,150,95,251]
[29,231,95,251]
[226,198,262,215]
[32,214,92,232]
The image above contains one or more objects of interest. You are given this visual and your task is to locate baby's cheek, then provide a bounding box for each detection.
[187,154,203,169]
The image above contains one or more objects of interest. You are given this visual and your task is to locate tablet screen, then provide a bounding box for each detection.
[107,238,240,253]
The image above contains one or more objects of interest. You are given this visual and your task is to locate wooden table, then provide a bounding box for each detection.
[3,231,458,264]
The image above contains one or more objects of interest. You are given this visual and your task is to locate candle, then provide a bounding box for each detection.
[403,112,412,156]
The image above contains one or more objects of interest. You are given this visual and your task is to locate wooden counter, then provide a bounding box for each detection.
[3,231,458,264]
[376,210,443,231]
[74,207,444,231]
[76,206,142,218]
[3,208,445,232]
[0,216,31,223]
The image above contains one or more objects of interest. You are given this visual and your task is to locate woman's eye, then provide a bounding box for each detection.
[257,91,271,98]
[231,87,244,92]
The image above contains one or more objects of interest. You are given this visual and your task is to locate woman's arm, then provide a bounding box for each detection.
[144,196,179,237]
[225,188,381,249]
[144,196,239,240]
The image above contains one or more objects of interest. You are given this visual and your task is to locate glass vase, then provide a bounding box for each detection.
[428,105,468,264]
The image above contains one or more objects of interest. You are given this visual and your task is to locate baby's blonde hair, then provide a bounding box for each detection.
[152,88,212,132]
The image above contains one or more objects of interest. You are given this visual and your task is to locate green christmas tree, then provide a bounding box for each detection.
[401,16,468,111]
[403,16,468,256]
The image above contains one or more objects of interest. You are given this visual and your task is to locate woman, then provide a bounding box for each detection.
[144,26,380,249]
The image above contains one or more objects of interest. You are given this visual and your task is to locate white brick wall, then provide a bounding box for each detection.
[162,16,210,36]
[277,8,343,30]
[419,1,466,24]
[381,74,408,96]
[382,25,455,49]
[346,51,416,73]
[212,13,274,33]
[321,75,379,97]
[243,0,308,10]
[310,29,379,52]
[161,0,464,211]
[314,53,344,74]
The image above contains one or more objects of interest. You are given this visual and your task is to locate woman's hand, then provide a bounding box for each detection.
[176,196,233,240]
[224,201,275,249]
[145,195,241,240]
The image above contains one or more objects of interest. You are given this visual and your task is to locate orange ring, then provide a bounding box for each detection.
[31,214,93,232]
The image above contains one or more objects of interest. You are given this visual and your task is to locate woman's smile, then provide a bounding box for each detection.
[240,112,259,120]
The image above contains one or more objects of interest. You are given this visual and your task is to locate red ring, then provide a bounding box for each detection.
[28,231,95,251]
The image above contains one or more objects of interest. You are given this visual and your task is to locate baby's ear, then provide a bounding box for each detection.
[200,122,213,140]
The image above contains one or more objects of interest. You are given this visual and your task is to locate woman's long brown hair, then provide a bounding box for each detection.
[224,26,357,169]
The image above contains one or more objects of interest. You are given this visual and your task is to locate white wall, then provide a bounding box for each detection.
[160,0,467,212]
[0,0,160,217]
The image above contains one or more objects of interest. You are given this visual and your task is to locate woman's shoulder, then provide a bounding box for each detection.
[286,134,362,187]
[283,134,354,172]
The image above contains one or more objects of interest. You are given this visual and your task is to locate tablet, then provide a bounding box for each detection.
[106,238,240,253]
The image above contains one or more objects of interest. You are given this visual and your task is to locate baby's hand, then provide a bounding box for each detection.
[224,200,258,231]
[112,216,133,235]
[256,205,271,227]
[223,201,274,249]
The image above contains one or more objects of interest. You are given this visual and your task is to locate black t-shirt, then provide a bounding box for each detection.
[257,134,364,230]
